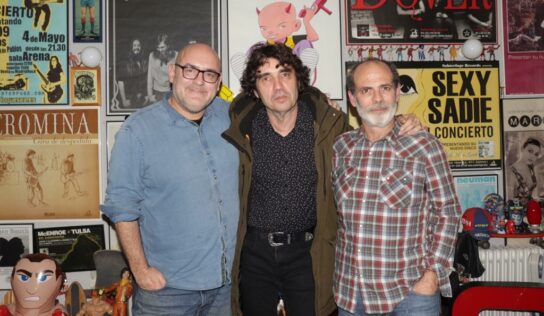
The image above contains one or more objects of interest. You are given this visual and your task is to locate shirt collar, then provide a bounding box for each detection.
[161,92,220,125]
[357,119,402,144]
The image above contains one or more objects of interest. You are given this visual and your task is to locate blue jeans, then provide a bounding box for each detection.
[338,290,440,316]
[132,284,231,316]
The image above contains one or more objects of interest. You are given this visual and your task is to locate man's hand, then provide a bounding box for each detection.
[412,270,438,295]
[397,113,424,136]
[133,266,166,290]
[325,93,340,111]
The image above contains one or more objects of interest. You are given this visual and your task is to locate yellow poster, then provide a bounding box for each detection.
[347,61,501,170]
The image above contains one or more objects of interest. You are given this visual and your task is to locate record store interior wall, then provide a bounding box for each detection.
[0,0,543,291]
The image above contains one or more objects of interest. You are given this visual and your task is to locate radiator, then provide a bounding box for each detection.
[473,245,544,316]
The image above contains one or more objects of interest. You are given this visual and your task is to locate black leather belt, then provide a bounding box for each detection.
[246,226,314,247]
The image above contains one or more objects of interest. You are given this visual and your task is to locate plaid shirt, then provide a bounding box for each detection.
[332,122,461,314]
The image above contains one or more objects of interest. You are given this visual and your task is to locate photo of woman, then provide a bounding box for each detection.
[505,135,544,203]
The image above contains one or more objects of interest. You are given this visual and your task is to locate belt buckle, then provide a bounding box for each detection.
[268,232,289,247]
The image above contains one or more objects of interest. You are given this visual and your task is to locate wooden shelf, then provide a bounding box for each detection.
[490,233,544,238]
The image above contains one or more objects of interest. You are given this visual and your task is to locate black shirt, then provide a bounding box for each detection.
[247,102,317,233]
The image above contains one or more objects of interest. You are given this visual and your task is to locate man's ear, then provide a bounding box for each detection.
[347,91,356,108]
[167,63,176,83]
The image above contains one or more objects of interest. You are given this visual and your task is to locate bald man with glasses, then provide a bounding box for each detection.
[102,43,239,315]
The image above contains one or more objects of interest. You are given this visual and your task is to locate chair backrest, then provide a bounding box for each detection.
[93,250,128,288]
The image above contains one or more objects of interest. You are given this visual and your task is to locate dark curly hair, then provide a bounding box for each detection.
[240,44,310,99]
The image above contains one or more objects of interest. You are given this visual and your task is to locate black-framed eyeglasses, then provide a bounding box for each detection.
[175,64,220,83]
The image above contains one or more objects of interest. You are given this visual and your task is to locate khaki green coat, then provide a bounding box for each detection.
[222,86,349,316]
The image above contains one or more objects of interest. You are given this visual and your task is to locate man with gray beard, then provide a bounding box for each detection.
[332,59,462,316]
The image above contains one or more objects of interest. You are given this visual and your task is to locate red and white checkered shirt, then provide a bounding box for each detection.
[332,122,462,314]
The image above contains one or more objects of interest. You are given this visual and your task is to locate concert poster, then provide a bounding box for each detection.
[227,0,343,99]
[346,61,501,170]
[0,0,69,105]
[502,0,544,97]
[33,224,106,272]
[345,0,497,44]
[0,108,100,220]
[0,223,33,289]
[502,99,544,202]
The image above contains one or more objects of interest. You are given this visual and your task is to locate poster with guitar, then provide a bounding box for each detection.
[0,108,100,219]
[0,0,68,105]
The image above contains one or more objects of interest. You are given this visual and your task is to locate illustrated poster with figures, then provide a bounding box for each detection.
[0,108,100,219]
[0,0,68,105]
[227,0,343,99]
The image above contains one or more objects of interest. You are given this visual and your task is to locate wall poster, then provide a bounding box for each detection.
[346,61,501,170]
[345,0,497,44]
[0,0,69,105]
[227,0,343,99]
[0,108,100,220]
[502,99,544,202]
[502,0,544,97]
[73,0,102,43]
[33,224,106,272]
[0,223,33,289]
[453,173,499,212]
[108,0,220,114]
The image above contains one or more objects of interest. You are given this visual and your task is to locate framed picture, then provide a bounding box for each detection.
[74,0,103,42]
[33,225,106,272]
[502,99,544,202]
[0,223,34,289]
[107,0,220,115]
[71,67,101,105]
[453,173,500,212]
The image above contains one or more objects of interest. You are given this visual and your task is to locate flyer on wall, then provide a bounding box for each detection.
[502,0,544,97]
[0,0,69,105]
[502,99,544,202]
[346,0,497,44]
[33,224,106,272]
[0,108,100,220]
[346,61,501,170]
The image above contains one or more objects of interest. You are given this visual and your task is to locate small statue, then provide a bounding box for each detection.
[96,268,133,316]
[0,253,67,316]
[76,293,113,316]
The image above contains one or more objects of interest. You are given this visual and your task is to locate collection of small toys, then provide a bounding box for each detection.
[1,254,133,316]
[481,193,543,235]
